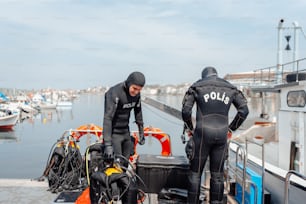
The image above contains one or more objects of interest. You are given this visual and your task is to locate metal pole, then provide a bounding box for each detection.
[284,170,306,204]
[276,19,284,84]
[293,21,299,71]
[234,143,246,204]
[262,142,265,204]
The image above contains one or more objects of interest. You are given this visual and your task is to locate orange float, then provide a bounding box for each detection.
[131,126,172,157]
[71,124,171,157]
[71,124,103,140]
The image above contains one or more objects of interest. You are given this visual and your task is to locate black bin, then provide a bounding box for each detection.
[136,154,189,194]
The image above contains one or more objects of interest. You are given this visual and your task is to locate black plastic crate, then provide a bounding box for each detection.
[136,154,189,194]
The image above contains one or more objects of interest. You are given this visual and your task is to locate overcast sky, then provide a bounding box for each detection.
[0,0,306,89]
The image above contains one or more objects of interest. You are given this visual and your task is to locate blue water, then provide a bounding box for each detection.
[0,93,268,179]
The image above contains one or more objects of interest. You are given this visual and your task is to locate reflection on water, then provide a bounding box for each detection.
[38,107,73,124]
[0,130,18,144]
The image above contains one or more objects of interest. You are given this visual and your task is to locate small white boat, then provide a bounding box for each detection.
[56,101,72,108]
[0,113,18,129]
[39,102,57,109]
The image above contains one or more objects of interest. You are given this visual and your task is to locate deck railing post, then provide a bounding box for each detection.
[284,170,306,204]
[246,138,265,204]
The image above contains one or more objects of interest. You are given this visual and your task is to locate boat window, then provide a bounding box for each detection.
[287,90,306,107]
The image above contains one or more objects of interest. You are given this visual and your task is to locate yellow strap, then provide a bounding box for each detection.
[104,166,123,176]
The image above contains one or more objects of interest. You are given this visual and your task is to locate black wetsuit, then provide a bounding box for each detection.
[102,72,145,204]
[182,68,249,204]
[103,82,143,160]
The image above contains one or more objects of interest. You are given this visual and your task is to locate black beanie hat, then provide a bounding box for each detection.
[202,66,218,78]
[125,71,146,88]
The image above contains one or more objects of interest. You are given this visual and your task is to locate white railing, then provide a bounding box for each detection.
[252,58,306,86]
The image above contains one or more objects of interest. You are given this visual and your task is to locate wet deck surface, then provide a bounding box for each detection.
[0,179,237,204]
[0,179,57,204]
[0,179,159,204]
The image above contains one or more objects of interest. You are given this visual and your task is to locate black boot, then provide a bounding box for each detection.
[210,172,224,203]
[187,171,201,204]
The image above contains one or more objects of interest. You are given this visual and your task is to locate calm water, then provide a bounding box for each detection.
[0,93,271,179]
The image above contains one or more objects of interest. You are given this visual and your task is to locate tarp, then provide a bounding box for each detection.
[0,92,9,102]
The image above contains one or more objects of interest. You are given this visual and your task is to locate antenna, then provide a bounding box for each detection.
[276,19,306,81]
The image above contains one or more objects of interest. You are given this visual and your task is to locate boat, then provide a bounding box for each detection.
[56,101,73,108]
[217,19,305,204]
[39,102,57,109]
[56,94,73,108]
[230,70,306,204]
[2,101,39,121]
[0,110,18,129]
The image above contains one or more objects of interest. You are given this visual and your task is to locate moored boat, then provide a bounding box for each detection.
[38,102,57,109]
[227,72,306,204]
[0,112,18,130]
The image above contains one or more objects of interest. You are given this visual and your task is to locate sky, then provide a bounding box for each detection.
[0,0,306,90]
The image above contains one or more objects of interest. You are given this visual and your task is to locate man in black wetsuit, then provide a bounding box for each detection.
[103,71,146,162]
[182,67,249,204]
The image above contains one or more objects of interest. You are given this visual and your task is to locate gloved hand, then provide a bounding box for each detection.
[138,132,145,145]
[137,123,145,145]
[103,145,114,160]
[185,137,195,160]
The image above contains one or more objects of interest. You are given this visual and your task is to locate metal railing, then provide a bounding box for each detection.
[252,58,306,85]
[246,138,265,204]
[226,140,247,204]
[284,170,306,204]
[226,139,265,204]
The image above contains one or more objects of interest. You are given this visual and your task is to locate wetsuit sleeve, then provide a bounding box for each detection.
[103,91,118,145]
[182,87,195,130]
[134,97,144,135]
[229,90,249,131]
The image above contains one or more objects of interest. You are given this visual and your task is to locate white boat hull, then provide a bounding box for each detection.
[0,114,18,129]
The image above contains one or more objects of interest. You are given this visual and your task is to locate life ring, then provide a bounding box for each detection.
[131,126,172,157]
[71,124,103,140]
